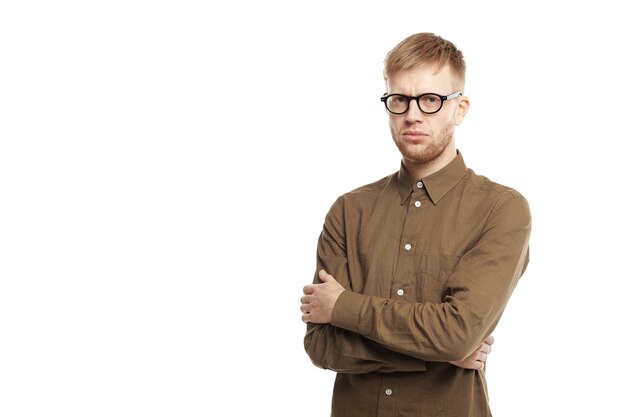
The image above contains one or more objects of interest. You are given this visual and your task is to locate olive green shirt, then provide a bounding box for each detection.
[304,151,531,417]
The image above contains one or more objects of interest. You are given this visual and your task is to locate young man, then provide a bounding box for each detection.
[300,33,531,416]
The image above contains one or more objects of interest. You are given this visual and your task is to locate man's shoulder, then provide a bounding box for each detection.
[465,168,526,201]
[463,168,531,220]
[341,172,397,199]
[325,172,398,214]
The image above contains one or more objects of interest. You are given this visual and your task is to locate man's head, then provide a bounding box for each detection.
[384,32,466,92]
[382,33,470,177]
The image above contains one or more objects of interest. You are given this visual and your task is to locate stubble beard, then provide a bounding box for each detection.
[396,121,455,165]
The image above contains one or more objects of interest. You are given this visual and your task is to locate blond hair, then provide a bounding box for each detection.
[383,33,466,90]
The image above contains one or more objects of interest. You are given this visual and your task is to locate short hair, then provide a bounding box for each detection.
[383,32,466,91]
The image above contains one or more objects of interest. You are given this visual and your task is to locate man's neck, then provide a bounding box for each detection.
[402,148,457,180]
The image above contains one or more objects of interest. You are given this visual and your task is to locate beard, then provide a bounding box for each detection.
[393,120,455,164]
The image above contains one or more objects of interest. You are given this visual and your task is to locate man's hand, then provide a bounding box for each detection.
[301,270,346,323]
[449,335,494,370]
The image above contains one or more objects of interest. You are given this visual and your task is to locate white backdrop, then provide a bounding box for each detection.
[1,1,624,416]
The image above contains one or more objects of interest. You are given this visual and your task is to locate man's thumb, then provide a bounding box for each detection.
[318,269,333,282]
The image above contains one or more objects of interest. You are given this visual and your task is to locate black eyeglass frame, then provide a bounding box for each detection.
[380,92,463,115]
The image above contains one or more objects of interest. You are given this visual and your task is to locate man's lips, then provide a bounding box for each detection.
[402,131,428,143]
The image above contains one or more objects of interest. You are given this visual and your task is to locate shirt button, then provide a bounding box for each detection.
[404,243,412,251]
[385,388,393,396]
[414,200,421,208]
[396,289,404,296]
[417,181,423,188]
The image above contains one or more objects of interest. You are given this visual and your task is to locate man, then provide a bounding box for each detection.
[300,33,531,416]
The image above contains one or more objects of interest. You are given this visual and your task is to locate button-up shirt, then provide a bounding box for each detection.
[304,152,531,417]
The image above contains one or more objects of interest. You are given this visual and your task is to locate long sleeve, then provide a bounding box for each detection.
[303,196,427,373]
[330,192,531,362]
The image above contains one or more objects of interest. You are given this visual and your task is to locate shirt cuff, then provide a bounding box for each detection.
[330,290,367,333]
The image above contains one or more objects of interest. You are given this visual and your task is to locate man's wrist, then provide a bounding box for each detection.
[330,290,365,333]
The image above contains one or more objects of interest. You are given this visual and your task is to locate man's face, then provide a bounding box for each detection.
[386,64,469,168]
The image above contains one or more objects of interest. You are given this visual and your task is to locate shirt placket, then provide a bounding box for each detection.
[377,376,396,417]
[392,180,428,302]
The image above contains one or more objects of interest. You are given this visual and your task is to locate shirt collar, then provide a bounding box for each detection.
[397,150,468,206]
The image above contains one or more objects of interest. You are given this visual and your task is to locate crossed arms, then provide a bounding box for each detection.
[301,192,531,373]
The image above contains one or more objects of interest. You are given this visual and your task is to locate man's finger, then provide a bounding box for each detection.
[484,334,495,345]
[303,285,314,295]
[318,270,335,283]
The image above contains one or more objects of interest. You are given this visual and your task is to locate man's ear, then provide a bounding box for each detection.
[454,95,470,126]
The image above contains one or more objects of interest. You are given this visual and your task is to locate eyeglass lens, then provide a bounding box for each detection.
[385,94,442,114]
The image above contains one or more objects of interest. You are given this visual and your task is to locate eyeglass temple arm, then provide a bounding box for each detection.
[445,92,463,100]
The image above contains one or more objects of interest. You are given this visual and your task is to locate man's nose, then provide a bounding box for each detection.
[405,99,423,123]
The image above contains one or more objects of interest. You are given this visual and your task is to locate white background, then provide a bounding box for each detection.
[1,1,624,416]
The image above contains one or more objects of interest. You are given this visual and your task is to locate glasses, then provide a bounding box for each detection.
[380,92,462,115]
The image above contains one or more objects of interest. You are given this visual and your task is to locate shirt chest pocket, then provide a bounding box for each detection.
[416,255,461,303]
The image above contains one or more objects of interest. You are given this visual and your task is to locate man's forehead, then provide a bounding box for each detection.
[386,64,455,90]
